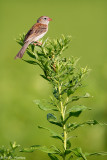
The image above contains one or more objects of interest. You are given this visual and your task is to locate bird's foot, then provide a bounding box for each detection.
[36,41,42,46]
[33,41,42,46]
[33,42,37,46]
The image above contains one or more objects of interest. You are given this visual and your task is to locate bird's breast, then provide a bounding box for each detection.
[33,31,47,41]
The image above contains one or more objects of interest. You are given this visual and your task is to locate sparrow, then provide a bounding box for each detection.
[15,16,52,59]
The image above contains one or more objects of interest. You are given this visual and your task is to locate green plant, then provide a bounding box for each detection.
[16,35,107,160]
[0,142,22,160]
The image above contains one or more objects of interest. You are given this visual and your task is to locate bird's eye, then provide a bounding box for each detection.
[44,18,47,20]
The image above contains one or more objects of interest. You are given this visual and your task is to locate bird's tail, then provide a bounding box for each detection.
[14,41,30,59]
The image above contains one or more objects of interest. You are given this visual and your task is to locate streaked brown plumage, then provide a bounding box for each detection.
[15,16,52,59]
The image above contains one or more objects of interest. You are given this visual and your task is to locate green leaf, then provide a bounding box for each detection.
[0,142,20,160]
[67,120,107,132]
[16,34,25,46]
[48,153,59,160]
[85,120,107,126]
[22,59,38,65]
[34,100,58,111]
[38,126,63,141]
[16,40,24,46]
[10,142,20,150]
[68,155,73,160]
[66,105,88,114]
[66,93,91,106]
[21,145,58,154]
[85,152,107,156]
[65,149,72,155]
[47,113,62,127]
[72,93,91,101]
[67,122,88,132]
[66,140,71,149]
[34,99,51,111]
[53,88,60,100]
[64,106,88,124]
[71,148,87,160]
[40,75,51,82]
[42,38,49,47]
[26,50,36,59]
[47,113,56,120]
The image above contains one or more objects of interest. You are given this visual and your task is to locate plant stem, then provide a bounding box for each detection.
[58,84,67,160]
[60,101,67,150]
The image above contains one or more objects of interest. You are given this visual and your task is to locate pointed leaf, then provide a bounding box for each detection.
[86,120,107,126]
[65,149,72,155]
[23,59,38,65]
[21,145,58,154]
[50,145,61,155]
[72,93,91,101]
[34,100,57,111]
[38,126,63,141]
[42,38,49,47]
[64,106,88,124]
[66,93,91,106]
[34,99,51,111]
[66,105,88,115]
[71,148,87,160]
[47,113,62,127]
[40,75,51,82]
[67,120,106,132]
[48,153,59,160]
[85,152,107,156]
[66,140,71,149]
[47,113,56,120]
[10,142,20,150]
[53,88,60,100]
[26,50,36,59]
[68,155,73,160]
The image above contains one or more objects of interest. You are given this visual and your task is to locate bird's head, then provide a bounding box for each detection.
[37,16,52,24]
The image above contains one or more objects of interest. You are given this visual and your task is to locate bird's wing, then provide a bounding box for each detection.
[24,23,48,43]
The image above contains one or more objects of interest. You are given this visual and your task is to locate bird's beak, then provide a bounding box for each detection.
[48,18,52,21]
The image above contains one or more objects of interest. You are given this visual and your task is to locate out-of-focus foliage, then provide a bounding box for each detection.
[0,142,21,160]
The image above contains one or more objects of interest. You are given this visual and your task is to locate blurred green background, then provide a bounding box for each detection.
[0,0,107,159]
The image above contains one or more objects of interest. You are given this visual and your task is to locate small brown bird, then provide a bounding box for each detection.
[15,16,52,59]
